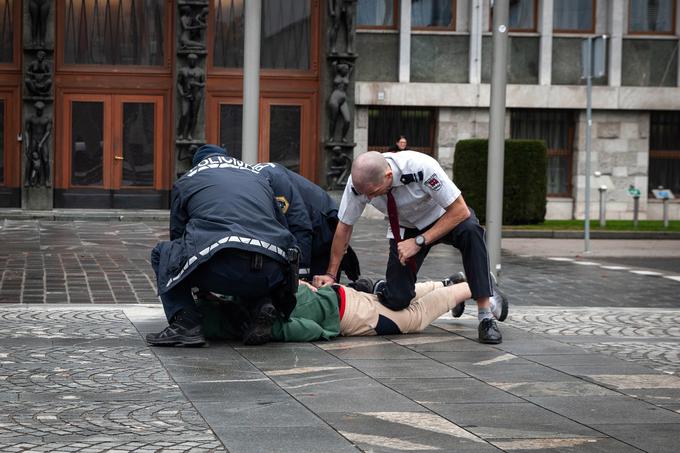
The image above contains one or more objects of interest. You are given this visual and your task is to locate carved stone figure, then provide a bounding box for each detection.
[327,61,353,143]
[329,0,357,54]
[177,53,205,140]
[25,50,52,97]
[179,5,208,50]
[327,145,352,189]
[29,0,50,47]
[24,101,52,187]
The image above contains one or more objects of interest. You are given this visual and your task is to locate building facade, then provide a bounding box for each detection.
[0,0,678,221]
[354,0,680,220]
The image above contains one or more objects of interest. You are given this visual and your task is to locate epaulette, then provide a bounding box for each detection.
[400,171,424,185]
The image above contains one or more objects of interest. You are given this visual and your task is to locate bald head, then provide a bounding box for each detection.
[352,151,391,195]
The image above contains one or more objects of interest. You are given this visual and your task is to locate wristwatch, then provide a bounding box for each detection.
[415,234,426,247]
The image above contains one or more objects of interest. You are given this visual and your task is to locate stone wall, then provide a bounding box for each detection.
[573,110,650,220]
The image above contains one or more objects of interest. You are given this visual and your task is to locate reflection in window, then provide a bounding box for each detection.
[0,101,4,184]
[219,104,243,160]
[213,0,310,70]
[367,107,435,156]
[357,0,394,27]
[649,111,680,195]
[261,0,310,69]
[213,0,245,68]
[412,0,453,28]
[553,0,593,32]
[122,103,154,187]
[269,106,300,173]
[511,109,575,196]
[622,39,678,86]
[71,102,104,186]
[0,0,13,63]
[509,0,535,30]
[64,0,165,66]
[629,0,674,33]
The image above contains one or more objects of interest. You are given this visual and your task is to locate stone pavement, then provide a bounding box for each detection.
[1,218,679,452]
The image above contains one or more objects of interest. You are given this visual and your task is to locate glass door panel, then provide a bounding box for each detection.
[219,103,243,159]
[121,102,155,187]
[268,105,301,172]
[71,101,105,186]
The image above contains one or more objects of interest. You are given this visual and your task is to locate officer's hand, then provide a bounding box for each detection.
[299,280,318,292]
[397,239,420,265]
[312,274,335,288]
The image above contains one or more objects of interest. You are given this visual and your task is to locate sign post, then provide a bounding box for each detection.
[581,35,607,252]
[652,188,675,228]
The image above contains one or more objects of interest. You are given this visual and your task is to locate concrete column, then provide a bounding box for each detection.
[242,0,262,164]
[469,0,483,84]
[538,0,554,86]
[608,0,624,87]
[399,0,411,83]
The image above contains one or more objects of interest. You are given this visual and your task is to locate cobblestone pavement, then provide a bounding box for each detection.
[1,218,680,452]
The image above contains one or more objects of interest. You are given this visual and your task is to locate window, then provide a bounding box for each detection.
[629,0,675,34]
[412,0,454,29]
[0,0,14,63]
[367,107,435,156]
[511,109,575,197]
[63,0,166,66]
[649,111,680,195]
[357,0,396,28]
[508,0,536,31]
[213,0,311,70]
[554,0,594,32]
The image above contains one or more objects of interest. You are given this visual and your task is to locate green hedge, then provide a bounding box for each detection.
[453,139,547,225]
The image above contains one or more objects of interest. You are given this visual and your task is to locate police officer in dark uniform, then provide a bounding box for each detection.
[147,145,306,347]
[253,162,361,282]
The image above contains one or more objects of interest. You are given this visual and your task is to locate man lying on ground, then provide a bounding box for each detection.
[198,273,506,343]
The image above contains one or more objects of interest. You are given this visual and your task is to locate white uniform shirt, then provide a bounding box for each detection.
[338,151,461,237]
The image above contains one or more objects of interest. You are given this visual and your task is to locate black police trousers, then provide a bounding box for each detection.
[379,209,492,311]
[160,249,285,323]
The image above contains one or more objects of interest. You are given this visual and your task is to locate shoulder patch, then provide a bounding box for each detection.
[424,174,442,191]
[276,196,290,214]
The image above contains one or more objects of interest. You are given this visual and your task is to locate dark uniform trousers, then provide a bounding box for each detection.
[380,209,492,311]
[160,249,285,323]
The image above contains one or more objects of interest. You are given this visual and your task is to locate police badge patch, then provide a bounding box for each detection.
[424,174,442,191]
[276,196,290,213]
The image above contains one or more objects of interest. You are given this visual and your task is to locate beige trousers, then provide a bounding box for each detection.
[339,282,471,336]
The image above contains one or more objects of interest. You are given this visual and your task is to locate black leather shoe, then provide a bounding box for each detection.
[146,317,206,347]
[478,318,502,344]
[443,272,466,318]
[242,300,278,346]
[348,277,374,293]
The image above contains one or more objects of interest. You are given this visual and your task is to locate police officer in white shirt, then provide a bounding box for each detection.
[313,151,508,344]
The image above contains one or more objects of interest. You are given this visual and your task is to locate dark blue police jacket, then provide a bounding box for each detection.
[253,163,338,273]
[152,155,298,295]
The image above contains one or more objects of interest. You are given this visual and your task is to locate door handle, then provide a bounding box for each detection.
[114,155,124,160]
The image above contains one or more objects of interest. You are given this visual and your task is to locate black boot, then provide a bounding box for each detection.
[242,298,278,346]
[146,309,206,347]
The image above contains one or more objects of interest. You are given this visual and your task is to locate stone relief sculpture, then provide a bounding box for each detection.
[326,145,352,189]
[29,0,50,47]
[327,61,353,143]
[179,5,208,51]
[177,53,205,140]
[329,0,357,55]
[25,50,52,97]
[24,101,52,187]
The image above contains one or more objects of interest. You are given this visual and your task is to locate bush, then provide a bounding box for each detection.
[453,139,547,225]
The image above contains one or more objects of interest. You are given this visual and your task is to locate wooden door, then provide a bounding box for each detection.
[56,94,165,208]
